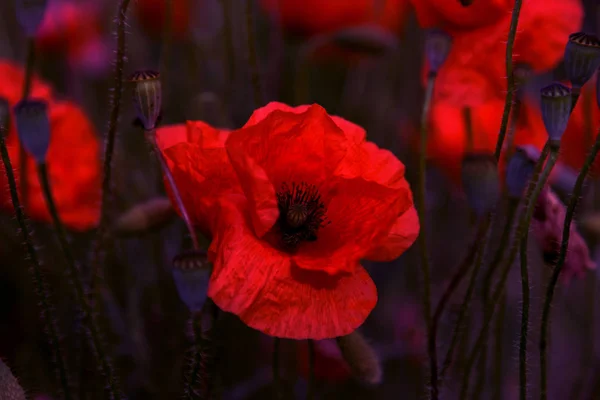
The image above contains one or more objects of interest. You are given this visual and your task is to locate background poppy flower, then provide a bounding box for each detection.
[135,0,192,39]
[159,102,419,339]
[260,0,410,37]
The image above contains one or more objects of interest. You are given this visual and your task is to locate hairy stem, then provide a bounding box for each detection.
[246,0,263,107]
[219,0,236,107]
[159,0,173,103]
[273,338,283,400]
[19,38,35,211]
[540,129,600,400]
[37,163,124,399]
[519,234,530,400]
[463,107,474,152]
[492,291,506,400]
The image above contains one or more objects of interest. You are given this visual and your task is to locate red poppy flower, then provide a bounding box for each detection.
[0,61,101,231]
[427,0,582,106]
[157,102,419,339]
[135,0,191,39]
[260,0,410,37]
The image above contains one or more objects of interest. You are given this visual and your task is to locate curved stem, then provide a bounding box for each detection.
[0,133,72,400]
[19,38,35,211]
[145,130,199,250]
[37,163,124,399]
[492,291,506,400]
[540,128,600,400]
[91,0,132,286]
[419,72,436,399]
[519,234,530,400]
[459,144,558,400]
[246,0,263,107]
[439,215,492,378]
[493,0,524,161]
[307,340,315,400]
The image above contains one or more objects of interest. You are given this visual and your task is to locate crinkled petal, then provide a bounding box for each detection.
[208,198,377,339]
[364,205,419,262]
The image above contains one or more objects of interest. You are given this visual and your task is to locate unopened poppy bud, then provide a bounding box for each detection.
[540,83,572,144]
[113,197,175,234]
[332,25,399,56]
[505,147,536,198]
[15,0,48,37]
[425,29,452,76]
[172,251,211,313]
[0,359,27,400]
[128,70,162,131]
[461,153,500,217]
[13,99,50,163]
[564,32,600,89]
[0,97,9,135]
[336,331,382,385]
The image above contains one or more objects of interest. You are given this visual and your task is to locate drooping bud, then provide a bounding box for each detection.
[332,25,399,56]
[128,70,162,131]
[0,359,27,400]
[540,83,572,144]
[563,32,600,89]
[15,0,48,37]
[461,152,500,217]
[336,331,382,385]
[13,99,50,163]
[0,97,10,135]
[505,146,536,198]
[425,29,452,76]
[172,251,211,313]
[113,197,175,235]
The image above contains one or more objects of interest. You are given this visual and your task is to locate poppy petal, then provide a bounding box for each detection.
[364,205,419,261]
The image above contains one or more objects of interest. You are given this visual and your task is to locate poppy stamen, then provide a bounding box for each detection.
[276,182,329,250]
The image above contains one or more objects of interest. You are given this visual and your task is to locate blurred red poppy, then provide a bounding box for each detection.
[135,0,191,39]
[157,102,419,339]
[260,0,411,37]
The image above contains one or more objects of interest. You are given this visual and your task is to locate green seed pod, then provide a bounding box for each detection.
[128,70,162,131]
[540,83,572,144]
[425,28,452,76]
[172,251,211,313]
[13,99,50,163]
[564,32,600,89]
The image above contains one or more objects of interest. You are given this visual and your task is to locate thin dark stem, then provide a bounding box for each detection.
[493,0,524,161]
[0,133,72,400]
[273,338,282,400]
[37,163,124,399]
[439,216,491,379]
[519,234,530,400]
[540,128,600,400]
[245,0,263,107]
[145,130,199,250]
[159,0,173,104]
[19,38,35,210]
[463,107,474,152]
[307,340,315,400]
[91,0,132,287]
[419,72,436,400]
[459,143,558,400]
[492,291,506,400]
[219,0,235,107]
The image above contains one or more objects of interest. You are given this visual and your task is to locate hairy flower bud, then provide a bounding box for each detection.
[0,97,9,136]
[461,152,500,217]
[15,0,48,37]
[425,29,452,76]
[540,83,572,144]
[0,359,27,400]
[505,147,536,198]
[336,331,382,385]
[172,251,211,313]
[128,70,162,131]
[564,32,600,89]
[13,99,50,163]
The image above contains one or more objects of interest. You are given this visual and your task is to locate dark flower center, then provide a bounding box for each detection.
[276,182,329,250]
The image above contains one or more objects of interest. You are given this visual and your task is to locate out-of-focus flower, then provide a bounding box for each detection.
[157,102,420,339]
[260,0,411,37]
[532,187,595,284]
[135,0,191,39]
[428,0,583,106]
[0,61,101,231]
[35,2,109,73]
[297,339,351,382]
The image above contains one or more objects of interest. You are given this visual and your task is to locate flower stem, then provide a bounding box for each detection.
[540,128,600,400]
[307,340,315,400]
[37,162,125,399]
[246,0,263,107]
[492,291,506,400]
[145,130,200,250]
[219,0,236,107]
[159,0,173,103]
[493,0,524,161]
[273,338,283,400]
[459,142,558,400]
[0,132,73,400]
[518,233,530,400]
[440,213,492,379]
[19,38,35,212]
[91,0,131,287]
[463,107,474,152]
[419,72,436,400]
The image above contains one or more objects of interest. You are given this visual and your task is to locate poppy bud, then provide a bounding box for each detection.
[425,29,452,76]
[505,147,536,198]
[15,0,48,37]
[332,25,399,56]
[0,97,9,135]
[0,359,27,400]
[461,153,500,217]
[13,99,50,164]
[563,32,600,89]
[113,197,175,234]
[336,331,382,386]
[540,83,572,144]
[128,70,162,131]
[172,251,211,313]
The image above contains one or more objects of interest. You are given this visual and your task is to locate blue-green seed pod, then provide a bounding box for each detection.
[564,32,600,89]
[15,0,48,37]
[13,99,50,163]
[425,28,452,76]
[461,152,500,217]
[171,251,211,313]
[540,83,572,143]
[505,147,536,198]
[128,70,162,131]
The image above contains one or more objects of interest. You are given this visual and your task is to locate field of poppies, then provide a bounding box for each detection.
[0,0,599,399]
